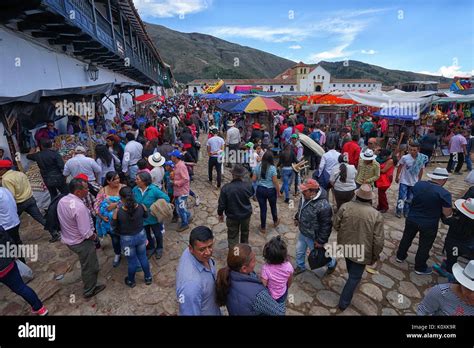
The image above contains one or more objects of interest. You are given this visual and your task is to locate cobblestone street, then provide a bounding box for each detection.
[0,141,471,316]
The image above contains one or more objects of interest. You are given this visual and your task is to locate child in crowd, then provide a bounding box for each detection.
[261,236,294,303]
[137,159,151,174]
[164,161,179,222]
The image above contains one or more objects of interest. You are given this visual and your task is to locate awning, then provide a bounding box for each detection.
[0,83,115,106]
[134,93,164,102]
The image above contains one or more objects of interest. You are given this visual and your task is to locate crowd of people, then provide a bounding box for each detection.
[0,93,473,316]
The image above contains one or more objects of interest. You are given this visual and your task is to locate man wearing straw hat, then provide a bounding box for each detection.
[226,120,241,168]
[396,167,453,275]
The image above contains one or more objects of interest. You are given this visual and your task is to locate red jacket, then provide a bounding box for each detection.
[342,140,361,167]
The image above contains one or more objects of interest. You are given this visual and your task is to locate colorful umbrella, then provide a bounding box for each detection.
[298,95,358,105]
[231,96,285,113]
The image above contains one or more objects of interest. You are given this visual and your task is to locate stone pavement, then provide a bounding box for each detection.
[0,140,471,316]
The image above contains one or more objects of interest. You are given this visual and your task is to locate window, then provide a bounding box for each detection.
[322,76,324,80]
[281,86,284,89]
[373,84,376,87]
[352,84,355,87]
[363,84,366,87]
[342,84,345,87]
[313,76,316,80]
[358,84,361,87]
[290,86,294,91]
[317,75,320,79]
[333,84,336,87]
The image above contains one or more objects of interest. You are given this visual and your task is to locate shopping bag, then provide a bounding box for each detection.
[15,260,34,283]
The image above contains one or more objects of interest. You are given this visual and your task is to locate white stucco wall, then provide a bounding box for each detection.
[300,66,331,92]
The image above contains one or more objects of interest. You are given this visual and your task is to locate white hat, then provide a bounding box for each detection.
[360,149,376,160]
[75,146,86,153]
[148,152,165,167]
[452,260,474,291]
[427,167,450,180]
[227,120,235,127]
[454,198,474,220]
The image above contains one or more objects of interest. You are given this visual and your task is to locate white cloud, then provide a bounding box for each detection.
[133,0,212,18]
[309,44,353,60]
[419,64,474,78]
[289,45,302,50]
[361,49,377,54]
[204,26,308,43]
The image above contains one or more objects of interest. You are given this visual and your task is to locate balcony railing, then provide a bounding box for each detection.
[42,0,162,84]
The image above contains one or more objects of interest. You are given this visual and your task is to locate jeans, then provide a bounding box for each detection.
[208,157,222,187]
[447,152,464,173]
[396,183,414,215]
[128,165,139,181]
[120,230,152,283]
[294,171,300,194]
[17,197,46,227]
[204,120,209,133]
[0,262,43,311]
[228,143,240,166]
[226,217,251,249]
[295,233,315,270]
[144,223,164,252]
[281,168,294,200]
[339,258,366,309]
[175,195,191,227]
[110,233,121,256]
[465,153,472,172]
[396,219,438,272]
[67,239,99,296]
[333,189,355,210]
[256,186,278,229]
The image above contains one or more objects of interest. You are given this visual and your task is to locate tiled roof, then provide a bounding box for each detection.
[188,79,297,85]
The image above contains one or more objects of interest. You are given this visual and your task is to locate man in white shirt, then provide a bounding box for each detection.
[315,142,341,190]
[171,114,180,144]
[207,127,225,188]
[63,146,101,182]
[122,133,143,181]
[226,120,241,167]
[148,152,165,189]
[291,134,304,194]
[0,187,23,261]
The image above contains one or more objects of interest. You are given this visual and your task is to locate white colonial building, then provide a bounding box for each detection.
[188,61,382,95]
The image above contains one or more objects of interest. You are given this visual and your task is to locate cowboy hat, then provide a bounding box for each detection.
[427,167,450,180]
[452,260,474,291]
[299,178,319,192]
[454,198,474,220]
[231,164,247,177]
[355,184,376,200]
[360,149,376,160]
[148,152,165,167]
[227,120,235,127]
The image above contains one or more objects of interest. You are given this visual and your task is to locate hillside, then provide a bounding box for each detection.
[318,60,452,85]
[145,23,296,83]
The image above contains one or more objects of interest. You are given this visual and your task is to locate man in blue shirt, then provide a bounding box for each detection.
[396,168,453,275]
[176,226,221,315]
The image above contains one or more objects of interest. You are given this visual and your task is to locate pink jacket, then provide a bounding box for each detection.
[173,160,190,197]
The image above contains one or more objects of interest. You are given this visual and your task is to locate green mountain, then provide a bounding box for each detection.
[145,23,452,86]
[318,60,452,86]
[144,23,296,83]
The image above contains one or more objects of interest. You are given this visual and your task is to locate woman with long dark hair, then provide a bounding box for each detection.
[277,144,297,203]
[216,244,285,315]
[252,151,280,233]
[94,171,125,267]
[106,134,124,161]
[330,154,357,209]
[95,145,120,186]
[112,186,152,288]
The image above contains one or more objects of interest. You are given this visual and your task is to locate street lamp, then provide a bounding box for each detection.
[86,63,99,81]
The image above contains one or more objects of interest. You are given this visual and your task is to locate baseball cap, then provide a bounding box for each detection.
[0,160,13,168]
[168,150,183,158]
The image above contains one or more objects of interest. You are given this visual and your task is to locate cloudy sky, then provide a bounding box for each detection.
[133,0,474,77]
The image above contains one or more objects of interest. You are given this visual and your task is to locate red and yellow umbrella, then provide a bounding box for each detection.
[297,95,358,105]
[231,96,285,113]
